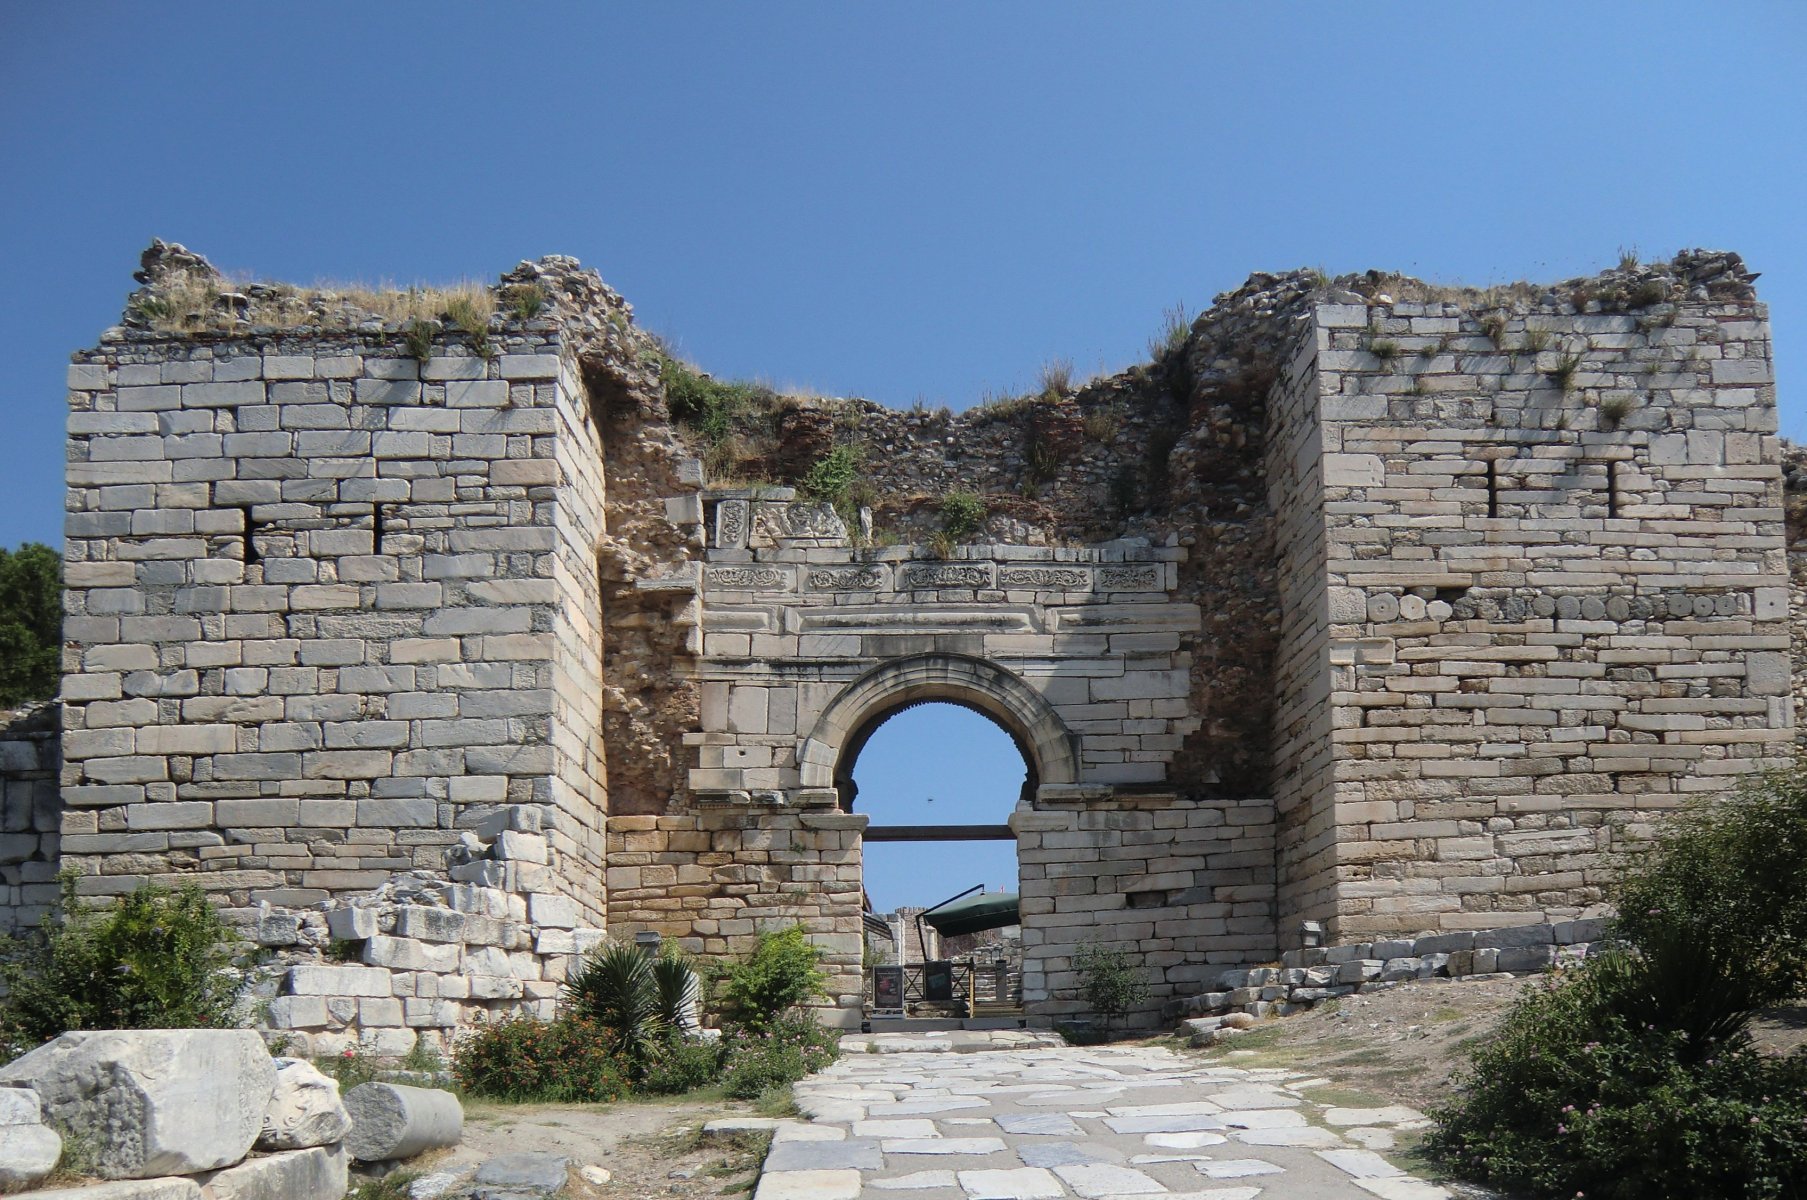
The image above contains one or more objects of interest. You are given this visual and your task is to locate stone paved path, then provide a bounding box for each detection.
[742,1033,1454,1200]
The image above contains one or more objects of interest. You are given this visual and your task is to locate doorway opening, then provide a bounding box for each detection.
[846,701,1028,1022]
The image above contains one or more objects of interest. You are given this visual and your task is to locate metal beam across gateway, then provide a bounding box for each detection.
[862,824,1014,842]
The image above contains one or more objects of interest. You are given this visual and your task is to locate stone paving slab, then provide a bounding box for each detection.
[759,1034,1460,1199]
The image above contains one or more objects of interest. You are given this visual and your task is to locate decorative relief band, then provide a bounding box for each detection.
[806,566,887,591]
[714,500,749,550]
[998,566,1092,589]
[1098,565,1161,591]
[901,564,994,589]
[705,565,789,590]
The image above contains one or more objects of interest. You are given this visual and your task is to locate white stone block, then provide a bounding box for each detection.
[201,1145,347,1200]
[0,1029,276,1179]
[258,1059,353,1151]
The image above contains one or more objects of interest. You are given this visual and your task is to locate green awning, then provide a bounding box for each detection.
[922,891,1020,937]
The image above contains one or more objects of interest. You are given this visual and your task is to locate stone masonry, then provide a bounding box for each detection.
[0,242,1787,1036]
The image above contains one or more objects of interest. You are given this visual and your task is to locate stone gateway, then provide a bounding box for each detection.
[0,242,1787,1044]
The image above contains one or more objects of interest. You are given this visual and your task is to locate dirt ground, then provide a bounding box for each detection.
[1176,973,1807,1113]
[390,1093,772,1200]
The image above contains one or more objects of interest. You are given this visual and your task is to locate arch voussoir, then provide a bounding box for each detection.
[797,653,1078,792]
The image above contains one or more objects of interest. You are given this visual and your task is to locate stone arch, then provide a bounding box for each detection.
[798,654,1079,809]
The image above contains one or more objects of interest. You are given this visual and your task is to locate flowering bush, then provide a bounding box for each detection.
[452,1015,629,1103]
[720,1011,839,1099]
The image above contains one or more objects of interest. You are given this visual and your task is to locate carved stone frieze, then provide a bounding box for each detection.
[806,566,888,592]
[900,563,994,589]
[1098,565,1161,591]
[998,565,1092,589]
[714,500,749,550]
[704,565,790,591]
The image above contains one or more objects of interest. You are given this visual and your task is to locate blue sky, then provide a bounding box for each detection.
[852,704,1024,913]
[3,4,1803,908]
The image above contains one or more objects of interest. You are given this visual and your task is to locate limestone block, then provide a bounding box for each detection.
[200,1145,348,1200]
[1496,944,1556,973]
[343,1083,463,1162]
[395,907,467,943]
[528,893,578,929]
[258,1059,353,1151]
[473,1153,570,1194]
[19,1180,201,1200]
[0,1029,276,1179]
[0,1085,61,1189]
[326,907,379,941]
[365,935,461,973]
[285,965,393,997]
[266,996,330,1030]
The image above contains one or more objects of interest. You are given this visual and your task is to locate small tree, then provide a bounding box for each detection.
[1073,941,1148,1029]
[719,925,828,1031]
[1426,767,1807,1198]
[0,876,247,1051]
[0,542,61,706]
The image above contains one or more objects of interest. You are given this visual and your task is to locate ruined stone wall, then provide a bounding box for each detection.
[1300,256,1788,943]
[8,243,1791,1036]
[0,704,61,932]
[1264,329,1337,936]
[48,243,648,1048]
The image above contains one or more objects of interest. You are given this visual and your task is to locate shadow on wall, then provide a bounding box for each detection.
[0,701,63,933]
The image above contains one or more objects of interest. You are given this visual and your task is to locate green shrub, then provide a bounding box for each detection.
[800,444,865,520]
[939,491,986,541]
[0,542,61,706]
[564,941,659,1061]
[660,356,769,443]
[720,1012,839,1099]
[451,1014,629,1103]
[1072,942,1148,1028]
[1612,773,1807,1017]
[1428,768,1807,1197]
[316,1045,384,1092]
[639,1035,725,1095]
[1425,956,1807,1199]
[0,876,248,1051]
[719,926,828,1031]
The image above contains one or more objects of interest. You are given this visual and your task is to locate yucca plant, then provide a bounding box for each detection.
[563,942,664,1065]
[652,952,701,1032]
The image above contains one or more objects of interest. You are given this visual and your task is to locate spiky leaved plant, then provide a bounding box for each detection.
[563,941,664,1065]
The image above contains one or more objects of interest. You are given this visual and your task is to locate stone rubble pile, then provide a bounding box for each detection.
[1165,918,1608,1030]
[0,1027,467,1199]
[253,810,605,1056]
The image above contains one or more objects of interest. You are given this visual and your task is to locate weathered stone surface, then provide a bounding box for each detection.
[472,1153,570,1194]
[258,1058,353,1150]
[0,1029,276,1179]
[198,1144,348,1200]
[342,1082,463,1162]
[18,1179,202,1200]
[0,1084,62,1190]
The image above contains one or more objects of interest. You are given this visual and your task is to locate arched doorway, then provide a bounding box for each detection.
[797,654,1077,1022]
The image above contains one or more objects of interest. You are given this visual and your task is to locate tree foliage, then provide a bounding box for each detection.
[718,925,828,1031]
[0,542,61,706]
[0,876,248,1053]
[1073,941,1148,1026]
[1427,769,1807,1198]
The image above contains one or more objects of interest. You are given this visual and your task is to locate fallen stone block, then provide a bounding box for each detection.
[259,1058,353,1151]
[198,1144,348,1200]
[473,1153,570,1196]
[0,1084,62,1190]
[0,1028,276,1179]
[17,1178,201,1200]
[343,1082,463,1162]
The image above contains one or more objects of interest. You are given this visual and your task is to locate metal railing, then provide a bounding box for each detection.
[869,959,1021,1013]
